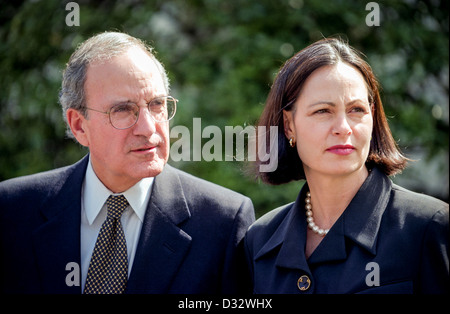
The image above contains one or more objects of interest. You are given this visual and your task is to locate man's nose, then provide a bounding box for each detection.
[132,106,157,136]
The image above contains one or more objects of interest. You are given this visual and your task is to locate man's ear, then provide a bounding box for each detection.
[66,108,89,147]
[283,109,296,141]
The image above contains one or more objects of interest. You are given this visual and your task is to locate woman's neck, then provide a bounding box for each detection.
[304,167,369,229]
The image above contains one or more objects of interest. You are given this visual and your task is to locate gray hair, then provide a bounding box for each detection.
[59,31,170,139]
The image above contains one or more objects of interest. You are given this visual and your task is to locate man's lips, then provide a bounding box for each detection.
[326,145,355,155]
[131,145,158,153]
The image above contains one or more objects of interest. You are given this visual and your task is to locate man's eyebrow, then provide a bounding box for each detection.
[109,94,168,107]
[109,100,135,107]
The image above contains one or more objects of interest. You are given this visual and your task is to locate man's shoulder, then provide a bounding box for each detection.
[163,164,253,210]
[0,157,88,201]
[165,164,247,196]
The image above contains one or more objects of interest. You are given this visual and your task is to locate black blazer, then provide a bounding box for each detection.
[0,155,255,293]
[245,168,449,294]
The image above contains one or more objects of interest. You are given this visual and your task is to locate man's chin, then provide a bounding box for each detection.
[135,159,167,179]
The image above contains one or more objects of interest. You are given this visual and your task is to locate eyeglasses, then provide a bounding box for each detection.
[85,96,177,129]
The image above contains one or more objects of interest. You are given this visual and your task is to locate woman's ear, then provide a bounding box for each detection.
[283,109,296,141]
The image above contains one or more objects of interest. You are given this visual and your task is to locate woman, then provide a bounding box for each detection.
[245,37,449,294]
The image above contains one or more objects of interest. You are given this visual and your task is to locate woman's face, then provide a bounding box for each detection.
[283,62,374,180]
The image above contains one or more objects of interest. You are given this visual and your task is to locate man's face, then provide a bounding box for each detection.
[74,47,170,192]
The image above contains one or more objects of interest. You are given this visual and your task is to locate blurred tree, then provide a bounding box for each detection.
[0,0,448,217]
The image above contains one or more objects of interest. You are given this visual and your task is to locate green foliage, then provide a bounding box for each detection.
[1,0,448,216]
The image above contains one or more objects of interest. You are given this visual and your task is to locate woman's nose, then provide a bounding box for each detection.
[332,114,352,136]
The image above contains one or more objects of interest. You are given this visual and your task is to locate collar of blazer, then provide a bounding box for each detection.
[37,157,191,227]
[253,167,392,270]
[33,155,193,293]
[122,163,193,293]
[147,163,191,225]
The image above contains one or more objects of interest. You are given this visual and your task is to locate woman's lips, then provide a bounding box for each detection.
[326,145,355,155]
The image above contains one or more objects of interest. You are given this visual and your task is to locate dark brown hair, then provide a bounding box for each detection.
[256,37,408,185]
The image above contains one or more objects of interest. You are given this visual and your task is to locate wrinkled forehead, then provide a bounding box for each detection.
[85,48,167,106]
[87,46,166,88]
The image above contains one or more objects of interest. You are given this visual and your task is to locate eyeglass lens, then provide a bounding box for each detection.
[110,96,176,129]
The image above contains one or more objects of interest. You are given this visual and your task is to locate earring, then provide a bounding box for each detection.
[289,138,295,147]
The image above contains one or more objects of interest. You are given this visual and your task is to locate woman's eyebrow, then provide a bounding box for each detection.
[307,99,369,108]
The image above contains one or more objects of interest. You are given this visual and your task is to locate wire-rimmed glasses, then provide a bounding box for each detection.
[85,96,177,129]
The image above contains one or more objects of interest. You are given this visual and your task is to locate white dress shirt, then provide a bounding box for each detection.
[80,159,153,291]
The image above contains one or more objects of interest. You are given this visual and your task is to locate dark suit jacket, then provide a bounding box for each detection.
[0,155,255,294]
[245,167,449,294]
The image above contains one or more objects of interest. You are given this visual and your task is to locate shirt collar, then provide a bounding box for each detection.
[83,158,153,225]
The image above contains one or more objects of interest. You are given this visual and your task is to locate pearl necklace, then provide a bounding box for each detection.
[305,191,329,237]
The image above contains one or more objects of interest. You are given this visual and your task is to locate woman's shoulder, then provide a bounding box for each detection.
[250,202,294,227]
[389,183,448,224]
[245,202,295,248]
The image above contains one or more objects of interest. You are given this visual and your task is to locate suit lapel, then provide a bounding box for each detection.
[32,156,88,294]
[126,164,192,293]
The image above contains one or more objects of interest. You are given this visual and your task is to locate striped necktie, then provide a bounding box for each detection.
[84,194,129,294]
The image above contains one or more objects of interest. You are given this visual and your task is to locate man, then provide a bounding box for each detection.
[0,31,255,294]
